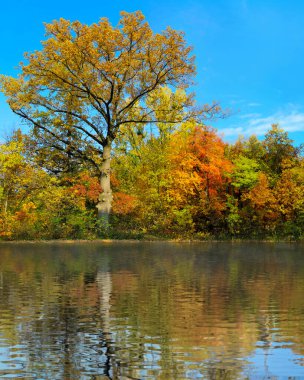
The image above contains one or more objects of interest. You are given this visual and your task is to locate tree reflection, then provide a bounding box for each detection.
[0,242,303,378]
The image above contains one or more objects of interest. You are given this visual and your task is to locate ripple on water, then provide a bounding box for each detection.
[0,242,304,378]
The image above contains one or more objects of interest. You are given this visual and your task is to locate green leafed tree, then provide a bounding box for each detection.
[230,155,260,190]
[263,124,298,176]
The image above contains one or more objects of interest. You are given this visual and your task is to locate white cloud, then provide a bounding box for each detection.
[221,110,304,138]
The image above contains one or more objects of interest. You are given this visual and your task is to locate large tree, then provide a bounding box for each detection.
[0,11,199,221]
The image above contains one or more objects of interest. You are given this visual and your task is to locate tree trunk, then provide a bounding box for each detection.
[96,143,113,224]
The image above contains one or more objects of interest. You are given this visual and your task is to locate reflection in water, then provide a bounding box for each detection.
[0,242,303,379]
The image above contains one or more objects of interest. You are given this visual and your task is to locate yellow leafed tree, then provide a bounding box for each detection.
[0,11,196,222]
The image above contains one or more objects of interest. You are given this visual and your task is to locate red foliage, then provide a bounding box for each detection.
[70,173,102,203]
[112,192,137,215]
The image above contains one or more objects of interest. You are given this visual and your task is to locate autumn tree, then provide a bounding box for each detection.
[263,124,298,176]
[0,11,198,222]
[0,132,50,238]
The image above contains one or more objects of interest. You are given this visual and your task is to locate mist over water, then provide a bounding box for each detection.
[0,241,303,379]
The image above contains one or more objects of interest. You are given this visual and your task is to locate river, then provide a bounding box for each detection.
[0,241,303,379]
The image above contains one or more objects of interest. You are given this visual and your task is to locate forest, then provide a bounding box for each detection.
[0,122,303,240]
[0,12,303,241]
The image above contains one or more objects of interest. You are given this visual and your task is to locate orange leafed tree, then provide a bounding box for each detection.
[242,173,278,231]
[166,126,232,229]
[188,126,232,205]
[0,11,196,222]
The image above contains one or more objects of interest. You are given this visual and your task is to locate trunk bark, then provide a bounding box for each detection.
[96,143,113,224]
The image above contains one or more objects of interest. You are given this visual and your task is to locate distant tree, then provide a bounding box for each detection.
[264,124,298,176]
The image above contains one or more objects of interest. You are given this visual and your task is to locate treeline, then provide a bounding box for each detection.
[1,13,302,240]
[0,123,303,240]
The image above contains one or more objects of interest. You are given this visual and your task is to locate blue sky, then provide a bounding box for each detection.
[0,0,303,145]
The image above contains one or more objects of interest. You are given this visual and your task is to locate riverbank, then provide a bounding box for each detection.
[0,236,303,244]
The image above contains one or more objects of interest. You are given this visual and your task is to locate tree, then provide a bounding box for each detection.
[273,163,304,237]
[242,173,278,234]
[0,11,197,222]
[0,132,52,238]
[230,156,260,191]
[264,124,298,176]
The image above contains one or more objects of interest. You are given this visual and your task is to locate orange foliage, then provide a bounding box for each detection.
[168,126,232,214]
[243,173,278,228]
[274,169,304,222]
[70,173,102,203]
[110,173,120,188]
[189,126,232,188]
[13,202,37,222]
[244,173,275,208]
[14,211,28,222]
[112,192,137,215]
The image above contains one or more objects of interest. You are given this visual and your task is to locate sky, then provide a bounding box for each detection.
[0,0,303,145]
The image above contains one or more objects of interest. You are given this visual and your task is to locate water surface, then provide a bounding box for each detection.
[0,241,303,379]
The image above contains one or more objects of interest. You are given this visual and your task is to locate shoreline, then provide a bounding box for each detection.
[0,238,303,244]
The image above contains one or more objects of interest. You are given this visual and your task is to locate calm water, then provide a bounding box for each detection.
[0,242,303,379]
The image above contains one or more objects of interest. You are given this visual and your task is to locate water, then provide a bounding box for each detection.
[0,241,303,379]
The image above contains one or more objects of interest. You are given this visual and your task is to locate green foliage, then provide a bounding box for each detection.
[230,156,260,190]
[264,124,298,176]
[226,195,242,235]
[172,207,195,236]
